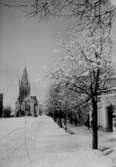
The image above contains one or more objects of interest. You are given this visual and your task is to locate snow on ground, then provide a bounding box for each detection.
[0,115,115,167]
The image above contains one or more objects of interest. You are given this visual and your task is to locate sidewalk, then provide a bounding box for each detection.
[67,123,116,163]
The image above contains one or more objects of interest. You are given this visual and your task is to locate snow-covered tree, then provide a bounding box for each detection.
[1,1,115,35]
[46,77,86,131]
[51,33,113,149]
[46,82,62,126]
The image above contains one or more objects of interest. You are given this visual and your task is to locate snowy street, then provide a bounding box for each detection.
[0,115,116,167]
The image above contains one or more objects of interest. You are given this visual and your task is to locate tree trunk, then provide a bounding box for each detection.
[92,97,98,149]
[59,116,62,127]
[64,112,68,131]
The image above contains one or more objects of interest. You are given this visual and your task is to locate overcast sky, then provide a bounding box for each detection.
[0,1,116,108]
[0,1,71,108]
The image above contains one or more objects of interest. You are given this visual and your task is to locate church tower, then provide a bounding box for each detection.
[19,67,30,101]
[15,67,39,117]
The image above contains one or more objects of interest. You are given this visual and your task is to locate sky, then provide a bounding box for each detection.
[0,0,116,108]
[0,1,72,108]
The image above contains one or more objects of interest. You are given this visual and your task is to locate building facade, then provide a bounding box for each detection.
[15,68,39,117]
[87,75,116,132]
[97,76,116,131]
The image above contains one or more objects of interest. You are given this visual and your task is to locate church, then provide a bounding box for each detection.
[15,68,39,117]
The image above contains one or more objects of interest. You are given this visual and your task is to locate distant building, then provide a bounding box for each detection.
[0,94,3,117]
[15,67,39,117]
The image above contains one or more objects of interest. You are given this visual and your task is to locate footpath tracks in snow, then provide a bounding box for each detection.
[0,117,37,167]
[0,115,115,167]
[0,116,68,167]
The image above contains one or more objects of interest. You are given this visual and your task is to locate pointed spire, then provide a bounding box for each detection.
[19,67,31,99]
[20,67,30,88]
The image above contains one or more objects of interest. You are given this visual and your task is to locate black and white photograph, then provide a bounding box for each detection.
[0,0,116,166]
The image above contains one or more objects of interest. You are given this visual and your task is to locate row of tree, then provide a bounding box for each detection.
[46,80,88,131]
[32,0,115,150]
[46,31,113,148]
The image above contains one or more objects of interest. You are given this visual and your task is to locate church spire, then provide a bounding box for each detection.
[20,67,30,88]
[19,67,30,99]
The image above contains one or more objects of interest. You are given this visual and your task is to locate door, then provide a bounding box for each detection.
[106,105,113,132]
